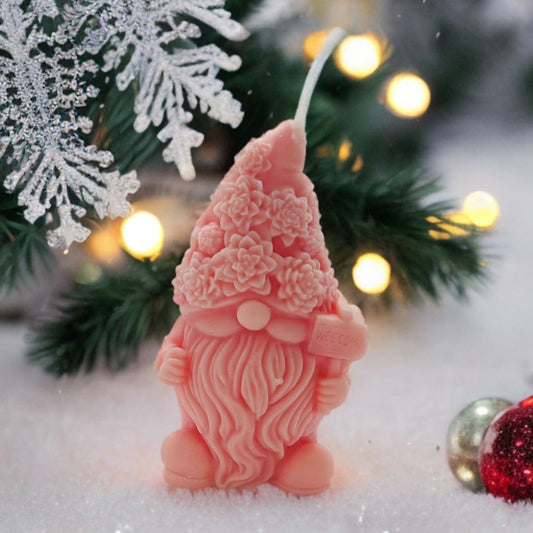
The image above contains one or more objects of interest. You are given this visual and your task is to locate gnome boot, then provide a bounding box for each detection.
[270,441,334,495]
[161,429,215,490]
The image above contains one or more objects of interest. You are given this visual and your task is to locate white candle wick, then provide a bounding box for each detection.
[294,27,347,132]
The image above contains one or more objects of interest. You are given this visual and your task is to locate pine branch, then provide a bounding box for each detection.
[308,155,488,304]
[87,83,162,174]
[224,0,265,22]
[0,188,54,290]
[25,155,489,377]
[26,251,182,376]
[17,2,491,380]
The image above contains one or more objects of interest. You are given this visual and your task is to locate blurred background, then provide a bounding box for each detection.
[2,1,533,531]
[1,0,531,370]
[3,0,532,328]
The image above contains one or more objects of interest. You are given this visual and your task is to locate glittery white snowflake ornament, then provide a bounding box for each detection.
[66,0,249,181]
[32,0,59,20]
[0,0,139,249]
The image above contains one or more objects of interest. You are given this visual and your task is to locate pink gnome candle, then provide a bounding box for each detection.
[154,28,368,495]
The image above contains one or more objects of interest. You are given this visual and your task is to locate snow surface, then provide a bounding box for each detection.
[2,125,533,532]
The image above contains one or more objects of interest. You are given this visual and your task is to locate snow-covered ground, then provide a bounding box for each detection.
[2,124,533,532]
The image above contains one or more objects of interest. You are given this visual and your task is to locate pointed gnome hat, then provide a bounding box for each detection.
[173,119,340,318]
[174,29,347,318]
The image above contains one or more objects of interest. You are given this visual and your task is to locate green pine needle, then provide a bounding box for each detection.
[26,252,182,376]
[308,156,488,304]
[225,0,265,21]
[0,189,54,290]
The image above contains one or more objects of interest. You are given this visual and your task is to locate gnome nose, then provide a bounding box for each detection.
[236,300,271,331]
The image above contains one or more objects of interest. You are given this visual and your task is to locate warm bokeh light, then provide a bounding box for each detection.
[427,212,473,240]
[385,72,431,118]
[335,33,383,79]
[303,29,330,63]
[338,139,352,162]
[315,144,333,158]
[87,226,123,263]
[351,154,364,173]
[352,252,391,294]
[462,191,500,229]
[304,30,386,80]
[121,210,164,259]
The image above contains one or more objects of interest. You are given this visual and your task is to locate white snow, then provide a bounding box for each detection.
[2,124,533,531]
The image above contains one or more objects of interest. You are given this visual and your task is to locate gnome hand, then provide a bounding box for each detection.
[335,294,358,322]
[157,347,190,386]
[154,319,186,373]
[315,373,351,414]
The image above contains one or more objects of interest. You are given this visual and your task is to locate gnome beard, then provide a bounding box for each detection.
[177,318,320,490]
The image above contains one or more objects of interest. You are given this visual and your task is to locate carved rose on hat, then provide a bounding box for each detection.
[212,232,279,296]
[213,176,270,234]
[196,223,225,255]
[173,251,222,308]
[270,190,313,246]
[276,253,327,313]
[234,140,272,177]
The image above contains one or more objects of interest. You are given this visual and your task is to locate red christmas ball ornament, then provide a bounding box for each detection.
[478,396,533,502]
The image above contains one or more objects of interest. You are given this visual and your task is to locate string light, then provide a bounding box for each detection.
[87,226,123,263]
[352,252,391,294]
[334,33,384,80]
[351,154,364,173]
[428,192,499,240]
[462,191,500,229]
[315,144,333,158]
[427,213,473,240]
[303,29,330,63]
[121,210,164,259]
[384,72,431,118]
[338,140,352,162]
[304,30,387,80]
